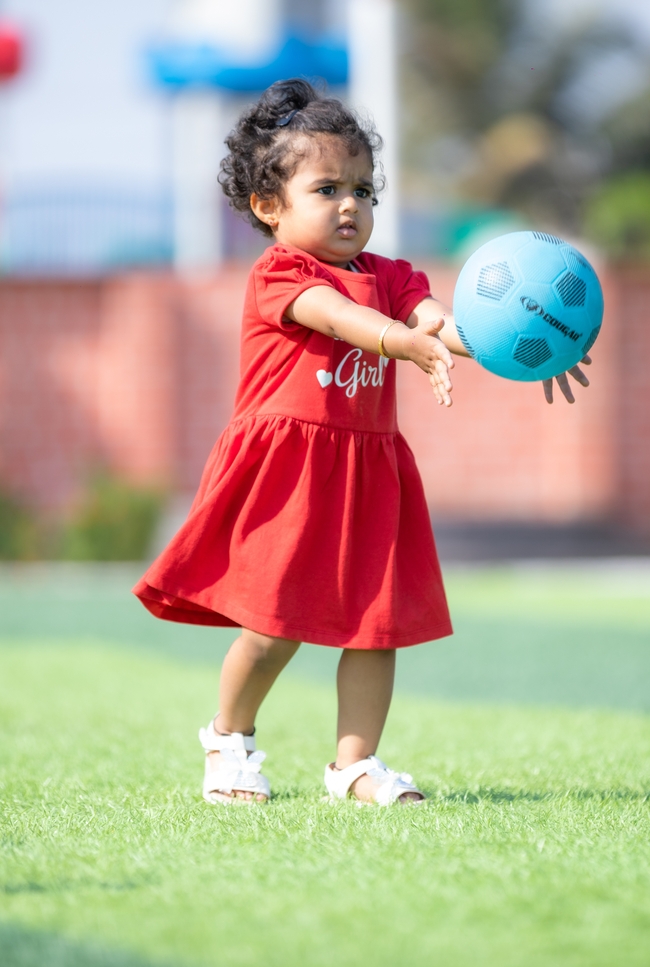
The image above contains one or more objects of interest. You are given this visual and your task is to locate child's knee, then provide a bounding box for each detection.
[241,628,300,667]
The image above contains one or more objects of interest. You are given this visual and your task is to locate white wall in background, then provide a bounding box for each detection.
[167,0,282,269]
[168,0,281,60]
[0,0,173,187]
[347,0,399,259]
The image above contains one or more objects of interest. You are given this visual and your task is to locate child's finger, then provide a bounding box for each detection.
[431,383,451,407]
[421,322,455,368]
[433,359,453,391]
[429,369,453,407]
[543,378,554,404]
[568,364,590,387]
[423,317,445,336]
[431,340,454,368]
[555,372,575,404]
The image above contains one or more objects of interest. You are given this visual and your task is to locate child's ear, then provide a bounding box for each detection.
[250,193,280,230]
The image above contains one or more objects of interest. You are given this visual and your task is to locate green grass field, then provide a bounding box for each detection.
[1,562,649,966]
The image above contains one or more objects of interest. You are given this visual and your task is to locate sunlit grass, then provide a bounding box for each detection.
[2,643,650,967]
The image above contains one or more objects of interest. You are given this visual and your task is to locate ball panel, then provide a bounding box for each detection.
[513,240,567,284]
[455,321,475,357]
[459,302,520,359]
[584,270,605,333]
[556,271,587,307]
[564,249,590,274]
[475,353,539,382]
[476,262,515,301]
[583,325,601,355]
[512,335,553,369]
[532,231,564,245]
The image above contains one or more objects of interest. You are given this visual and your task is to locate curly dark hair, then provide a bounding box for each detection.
[219,78,384,238]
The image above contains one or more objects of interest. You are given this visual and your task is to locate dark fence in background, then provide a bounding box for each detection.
[0,186,521,275]
[0,186,174,275]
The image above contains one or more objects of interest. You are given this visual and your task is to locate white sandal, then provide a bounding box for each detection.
[324,755,425,805]
[198,717,270,804]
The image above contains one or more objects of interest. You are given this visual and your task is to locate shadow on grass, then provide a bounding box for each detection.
[0,922,179,967]
[198,786,650,806]
[437,787,650,804]
[2,879,144,896]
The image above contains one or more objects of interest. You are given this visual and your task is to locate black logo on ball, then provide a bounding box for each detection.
[520,296,583,342]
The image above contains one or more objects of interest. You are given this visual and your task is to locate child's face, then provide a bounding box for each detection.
[253,135,375,267]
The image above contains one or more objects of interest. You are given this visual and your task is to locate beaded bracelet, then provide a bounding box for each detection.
[378,320,397,358]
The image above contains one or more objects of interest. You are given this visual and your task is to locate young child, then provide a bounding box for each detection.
[133,79,589,805]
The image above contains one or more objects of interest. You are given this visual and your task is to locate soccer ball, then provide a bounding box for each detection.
[452,231,604,381]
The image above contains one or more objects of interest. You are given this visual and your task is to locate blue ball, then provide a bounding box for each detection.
[452,231,604,381]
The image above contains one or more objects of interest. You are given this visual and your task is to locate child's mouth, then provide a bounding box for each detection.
[337,225,357,238]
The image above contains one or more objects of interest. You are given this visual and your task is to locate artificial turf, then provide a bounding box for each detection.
[1,563,649,966]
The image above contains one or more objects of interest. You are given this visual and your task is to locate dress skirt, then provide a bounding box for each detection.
[133,413,453,649]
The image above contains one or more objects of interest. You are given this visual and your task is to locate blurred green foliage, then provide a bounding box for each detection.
[0,491,41,560]
[0,477,165,561]
[400,0,650,253]
[402,0,517,128]
[60,477,165,561]
[583,171,650,260]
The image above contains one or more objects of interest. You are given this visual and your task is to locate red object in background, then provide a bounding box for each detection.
[0,24,23,80]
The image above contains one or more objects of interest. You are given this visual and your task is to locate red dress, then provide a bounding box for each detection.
[133,244,452,649]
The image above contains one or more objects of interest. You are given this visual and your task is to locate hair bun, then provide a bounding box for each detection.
[254,79,319,128]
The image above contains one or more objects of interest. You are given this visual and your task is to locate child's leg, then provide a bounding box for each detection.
[218,628,300,732]
[335,648,422,802]
[336,648,395,767]
[208,628,300,801]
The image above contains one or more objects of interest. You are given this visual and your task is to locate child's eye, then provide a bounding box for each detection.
[317,186,336,195]
[354,188,372,198]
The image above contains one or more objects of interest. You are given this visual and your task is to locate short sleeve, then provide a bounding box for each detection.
[385,258,433,322]
[253,247,335,329]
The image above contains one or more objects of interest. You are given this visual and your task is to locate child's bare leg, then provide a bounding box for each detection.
[209,628,300,800]
[335,648,422,802]
[336,648,395,767]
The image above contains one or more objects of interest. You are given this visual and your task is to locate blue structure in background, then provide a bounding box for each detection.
[147,33,348,91]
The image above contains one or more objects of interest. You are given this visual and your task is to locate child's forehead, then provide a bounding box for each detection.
[291,134,373,178]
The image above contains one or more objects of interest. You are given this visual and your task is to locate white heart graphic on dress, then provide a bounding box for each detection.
[316,369,333,388]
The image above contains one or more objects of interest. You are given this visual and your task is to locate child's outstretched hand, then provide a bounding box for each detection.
[542,355,591,404]
[287,287,456,406]
[401,317,455,407]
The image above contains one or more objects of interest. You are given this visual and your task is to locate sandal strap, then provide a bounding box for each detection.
[368,758,420,805]
[199,717,256,754]
[324,755,423,804]
[324,757,376,798]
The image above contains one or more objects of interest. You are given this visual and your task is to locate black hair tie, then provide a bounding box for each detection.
[275,109,299,128]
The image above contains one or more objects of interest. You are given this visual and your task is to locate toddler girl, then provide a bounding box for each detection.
[134,79,587,805]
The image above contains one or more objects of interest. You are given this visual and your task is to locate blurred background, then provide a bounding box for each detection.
[0,0,649,562]
[2,12,648,964]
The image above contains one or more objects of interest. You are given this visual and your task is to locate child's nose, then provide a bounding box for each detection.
[340,194,358,213]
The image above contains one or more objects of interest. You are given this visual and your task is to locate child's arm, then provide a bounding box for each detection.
[407,297,593,404]
[405,298,468,357]
[286,285,455,406]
